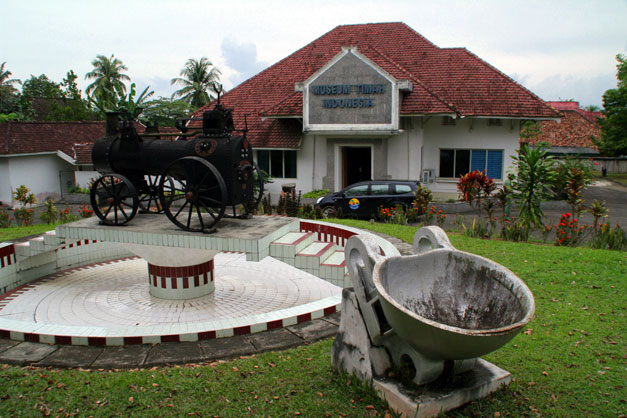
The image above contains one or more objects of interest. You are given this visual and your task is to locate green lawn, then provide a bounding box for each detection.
[0,220,625,417]
[0,223,60,243]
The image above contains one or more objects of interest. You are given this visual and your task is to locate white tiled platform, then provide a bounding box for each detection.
[0,253,341,345]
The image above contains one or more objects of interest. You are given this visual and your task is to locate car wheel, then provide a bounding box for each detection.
[322,206,338,219]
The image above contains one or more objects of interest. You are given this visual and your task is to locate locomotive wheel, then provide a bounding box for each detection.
[159,157,227,233]
[90,174,139,226]
[138,175,169,214]
[225,161,265,219]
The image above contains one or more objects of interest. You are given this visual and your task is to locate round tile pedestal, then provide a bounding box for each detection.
[121,243,218,299]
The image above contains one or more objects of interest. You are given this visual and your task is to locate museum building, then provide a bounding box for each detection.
[192,22,561,197]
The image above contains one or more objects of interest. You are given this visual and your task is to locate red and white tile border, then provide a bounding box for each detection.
[0,284,341,346]
[148,260,215,299]
[0,244,16,268]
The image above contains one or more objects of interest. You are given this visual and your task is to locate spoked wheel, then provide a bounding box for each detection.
[159,157,227,233]
[138,175,169,214]
[90,174,139,225]
[224,161,265,219]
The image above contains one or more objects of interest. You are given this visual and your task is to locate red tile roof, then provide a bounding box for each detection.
[0,121,106,158]
[193,22,560,148]
[0,120,144,164]
[529,102,600,150]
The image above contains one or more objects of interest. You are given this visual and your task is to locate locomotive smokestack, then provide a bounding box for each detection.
[105,112,122,136]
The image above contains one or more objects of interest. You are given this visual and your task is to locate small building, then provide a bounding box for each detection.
[192,22,560,198]
[527,101,601,157]
[0,121,106,204]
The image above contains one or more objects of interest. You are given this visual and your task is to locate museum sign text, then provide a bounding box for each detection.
[312,83,386,109]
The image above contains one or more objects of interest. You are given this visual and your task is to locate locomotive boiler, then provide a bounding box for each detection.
[89,104,263,232]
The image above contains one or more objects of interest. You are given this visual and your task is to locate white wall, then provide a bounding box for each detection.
[0,160,10,204]
[422,118,520,194]
[4,155,74,205]
[387,117,423,181]
[75,170,99,189]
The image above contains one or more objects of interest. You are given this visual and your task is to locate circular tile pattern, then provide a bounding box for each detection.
[0,253,341,328]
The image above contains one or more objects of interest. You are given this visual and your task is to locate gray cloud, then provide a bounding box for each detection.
[221,37,269,87]
[525,73,616,108]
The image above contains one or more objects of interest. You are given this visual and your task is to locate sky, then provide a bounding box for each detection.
[2,0,626,108]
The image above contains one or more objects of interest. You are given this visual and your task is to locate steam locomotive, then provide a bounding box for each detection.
[89,104,263,233]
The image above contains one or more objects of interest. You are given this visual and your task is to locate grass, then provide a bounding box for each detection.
[0,223,60,243]
[0,220,625,417]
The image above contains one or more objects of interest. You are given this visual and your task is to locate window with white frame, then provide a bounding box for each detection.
[257,150,297,178]
[439,149,503,179]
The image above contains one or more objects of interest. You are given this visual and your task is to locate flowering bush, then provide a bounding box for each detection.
[436,209,446,228]
[540,222,554,241]
[14,208,34,226]
[78,204,94,218]
[555,213,588,246]
[378,205,408,225]
[0,205,12,228]
[59,208,79,223]
[423,205,437,225]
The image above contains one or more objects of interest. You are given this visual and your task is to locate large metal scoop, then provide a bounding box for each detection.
[346,226,534,384]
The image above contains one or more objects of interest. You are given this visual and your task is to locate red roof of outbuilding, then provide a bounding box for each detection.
[193,22,560,148]
[0,120,144,164]
[0,121,106,158]
[530,101,601,150]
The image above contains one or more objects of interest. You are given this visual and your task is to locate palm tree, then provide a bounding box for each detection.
[85,54,130,106]
[0,62,21,94]
[171,58,221,108]
[0,62,21,114]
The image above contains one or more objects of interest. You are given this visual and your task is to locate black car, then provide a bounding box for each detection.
[315,180,419,218]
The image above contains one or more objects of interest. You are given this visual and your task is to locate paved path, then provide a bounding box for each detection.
[0,314,340,368]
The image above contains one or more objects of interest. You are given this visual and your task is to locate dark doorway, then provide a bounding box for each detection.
[342,147,372,188]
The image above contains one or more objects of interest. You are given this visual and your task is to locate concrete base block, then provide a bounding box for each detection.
[372,359,511,418]
[331,288,391,383]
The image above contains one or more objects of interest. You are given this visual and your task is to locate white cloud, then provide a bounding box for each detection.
[221,37,269,88]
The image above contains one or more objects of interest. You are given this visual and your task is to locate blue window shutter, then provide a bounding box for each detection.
[487,150,503,179]
[471,150,486,172]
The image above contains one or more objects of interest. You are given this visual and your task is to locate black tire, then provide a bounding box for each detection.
[159,157,227,232]
[90,174,139,225]
[138,175,169,214]
[322,205,338,219]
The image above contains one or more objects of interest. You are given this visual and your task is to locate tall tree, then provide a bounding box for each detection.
[0,62,21,114]
[85,54,130,108]
[171,58,221,108]
[595,54,627,156]
[18,74,63,119]
[140,97,194,127]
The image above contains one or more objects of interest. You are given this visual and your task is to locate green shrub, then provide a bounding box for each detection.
[412,185,432,215]
[589,223,626,251]
[302,189,329,199]
[500,216,530,242]
[39,199,58,224]
[0,205,12,228]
